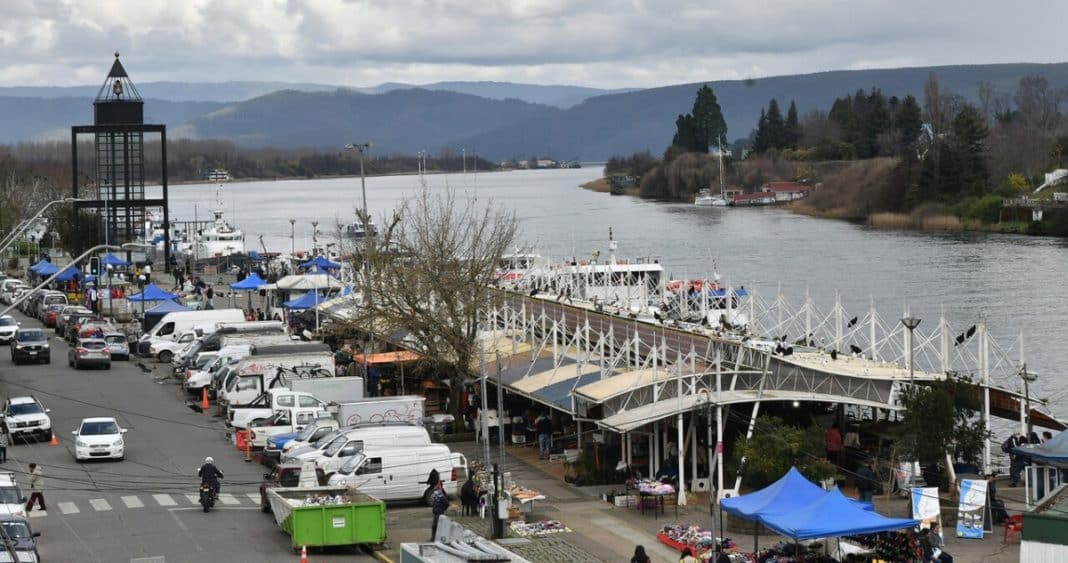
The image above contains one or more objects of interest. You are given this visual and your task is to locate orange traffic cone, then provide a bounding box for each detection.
[299,545,307,563]
[49,433,58,446]
[201,387,209,413]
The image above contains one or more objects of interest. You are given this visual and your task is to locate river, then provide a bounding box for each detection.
[152,168,1068,420]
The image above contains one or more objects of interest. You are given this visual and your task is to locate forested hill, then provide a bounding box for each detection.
[0,63,1065,160]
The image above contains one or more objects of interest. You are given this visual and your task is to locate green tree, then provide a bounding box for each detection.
[895,376,990,479]
[784,100,801,149]
[896,95,923,151]
[947,104,990,195]
[733,416,837,488]
[752,108,769,153]
[765,99,786,150]
[691,85,728,152]
[672,113,701,152]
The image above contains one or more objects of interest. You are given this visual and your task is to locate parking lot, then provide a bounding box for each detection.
[0,309,377,563]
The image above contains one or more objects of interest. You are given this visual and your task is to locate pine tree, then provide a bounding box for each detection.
[753,108,769,153]
[691,85,728,152]
[948,104,990,195]
[784,100,801,149]
[672,113,700,152]
[896,95,923,152]
[766,99,785,150]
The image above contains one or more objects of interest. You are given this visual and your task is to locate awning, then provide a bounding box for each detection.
[352,351,421,365]
[100,252,129,267]
[1013,429,1068,467]
[127,283,178,302]
[761,487,918,540]
[510,363,601,395]
[721,467,827,521]
[230,272,267,290]
[573,367,678,404]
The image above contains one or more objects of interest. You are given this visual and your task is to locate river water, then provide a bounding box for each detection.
[152,168,1068,420]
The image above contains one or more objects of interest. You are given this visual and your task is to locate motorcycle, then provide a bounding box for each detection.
[199,481,218,512]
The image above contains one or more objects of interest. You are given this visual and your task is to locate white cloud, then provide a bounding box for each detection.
[0,0,1064,89]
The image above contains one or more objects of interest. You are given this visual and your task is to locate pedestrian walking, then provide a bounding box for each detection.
[536,412,552,459]
[0,428,8,463]
[825,423,843,466]
[25,463,45,512]
[430,481,449,541]
[630,545,651,563]
[460,478,478,516]
[855,460,877,503]
[205,286,215,309]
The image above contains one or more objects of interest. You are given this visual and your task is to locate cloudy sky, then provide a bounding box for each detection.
[2,0,1065,89]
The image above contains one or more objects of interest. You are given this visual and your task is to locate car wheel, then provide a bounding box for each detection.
[158,350,173,363]
[104,362,111,370]
[43,355,50,364]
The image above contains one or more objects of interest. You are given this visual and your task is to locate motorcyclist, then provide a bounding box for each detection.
[198,456,224,496]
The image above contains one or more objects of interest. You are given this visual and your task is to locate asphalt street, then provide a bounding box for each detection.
[0,310,374,563]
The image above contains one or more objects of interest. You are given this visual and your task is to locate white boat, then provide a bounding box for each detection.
[142,212,192,255]
[193,188,245,258]
[694,189,729,206]
[343,219,378,240]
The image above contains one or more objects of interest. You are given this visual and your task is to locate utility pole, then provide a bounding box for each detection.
[344,142,374,388]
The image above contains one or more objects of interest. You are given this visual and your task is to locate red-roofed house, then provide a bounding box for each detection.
[724,186,744,202]
[761,182,811,201]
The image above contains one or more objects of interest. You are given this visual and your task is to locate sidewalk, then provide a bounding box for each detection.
[376,439,1025,563]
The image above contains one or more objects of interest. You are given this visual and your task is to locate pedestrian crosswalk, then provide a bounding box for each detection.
[34,491,263,518]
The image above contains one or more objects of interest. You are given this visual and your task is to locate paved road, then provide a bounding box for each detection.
[0,310,373,563]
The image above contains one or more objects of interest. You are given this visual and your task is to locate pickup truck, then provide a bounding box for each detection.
[265,417,340,460]
[247,407,329,448]
[217,349,334,407]
[258,461,327,513]
[228,389,328,429]
[147,329,202,363]
[184,347,248,396]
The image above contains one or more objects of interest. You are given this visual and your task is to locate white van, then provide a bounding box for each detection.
[183,345,251,395]
[139,309,245,345]
[327,444,467,504]
[311,425,434,474]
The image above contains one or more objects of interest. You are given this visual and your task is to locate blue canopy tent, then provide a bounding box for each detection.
[34,261,59,276]
[721,467,828,521]
[54,267,80,282]
[1013,429,1068,467]
[230,273,267,310]
[142,300,191,332]
[127,283,178,302]
[100,252,130,268]
[760,487,918,540]
[301,256,340,271]
[29,260,49,273]
[282,290,324,310]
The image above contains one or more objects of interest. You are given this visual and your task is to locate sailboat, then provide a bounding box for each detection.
[694,138,730,207]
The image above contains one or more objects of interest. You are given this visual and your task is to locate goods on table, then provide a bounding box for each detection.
[508,486,545,502]
[509,520,571,537]
[657,524,737,556]
[845,531,920,562]
[636,479,675,496]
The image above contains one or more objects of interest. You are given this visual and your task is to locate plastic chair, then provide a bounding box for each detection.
[1003,514,1023,543]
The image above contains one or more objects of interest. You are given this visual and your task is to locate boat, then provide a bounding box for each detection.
[343,219,378,240]
[694,138,731,207]
[193,188,245,258]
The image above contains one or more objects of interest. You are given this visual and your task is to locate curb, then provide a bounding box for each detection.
[362,545,395,563]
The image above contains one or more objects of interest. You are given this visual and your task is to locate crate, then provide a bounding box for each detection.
[614,495,637,507]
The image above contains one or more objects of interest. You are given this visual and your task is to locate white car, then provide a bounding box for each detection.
[0,472,27,518]
[1,398,52,443]
[0,316,17,344]
[71,417,127,461]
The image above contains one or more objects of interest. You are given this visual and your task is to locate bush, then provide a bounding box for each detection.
[964,195,1003,224]
[732,416,837,489]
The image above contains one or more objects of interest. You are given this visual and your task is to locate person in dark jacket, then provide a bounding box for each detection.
[430,481,449,541]
[198,456,224,495]
[535,413,552,459]
[855,460,877,502]
[630,545,650,563]
[460,478,479,516]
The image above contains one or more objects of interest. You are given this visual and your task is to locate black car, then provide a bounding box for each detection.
[0,515,41,562]
[10,329,50,365]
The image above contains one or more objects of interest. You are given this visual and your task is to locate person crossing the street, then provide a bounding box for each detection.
[25,463,46,512]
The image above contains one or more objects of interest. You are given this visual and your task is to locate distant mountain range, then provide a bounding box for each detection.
[1,63,1066,161]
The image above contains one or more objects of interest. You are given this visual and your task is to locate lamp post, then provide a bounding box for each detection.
[289,218,295,257]
[138,274,147,319]
[900,316,921,385]
[1020,364,1037,436]
[106,263,114,319]
[311,221,319,256]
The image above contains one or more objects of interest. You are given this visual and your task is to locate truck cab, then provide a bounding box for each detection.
[258,462,327,512]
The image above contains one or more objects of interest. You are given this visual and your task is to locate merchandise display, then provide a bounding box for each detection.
[635,478,675,495]
[509,520,571,537]
[657,523,737,557]
[846,531,922,562]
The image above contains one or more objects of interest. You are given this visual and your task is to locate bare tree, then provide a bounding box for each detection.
[1014,75,1064,131]
[350,187,518,426]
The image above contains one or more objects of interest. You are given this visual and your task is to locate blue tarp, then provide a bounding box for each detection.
[35,262,59,276]
[531,371,601,412]
[760,487,918,540]
[230,273,267,290]
[100,252,130,267]
[127,283,178,302]
[1013,430,1068,467]
[145,300,191,315]
[283,291,325,310]
[54,267,80,282]
[301,256,340,270]
[29,260,50,273]
[721,467,828,520]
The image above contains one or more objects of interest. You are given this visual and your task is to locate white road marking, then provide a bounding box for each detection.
[218,493,239,505]
[89,498,112,511]
[122,496,144,508]
[152,494,176,507]
[246,493,260,504]
[58,502,80,515]
[28,510,47,518]
[184,494,200,505]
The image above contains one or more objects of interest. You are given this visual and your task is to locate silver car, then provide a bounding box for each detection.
[68,338,111,370]
[103,333,130,361]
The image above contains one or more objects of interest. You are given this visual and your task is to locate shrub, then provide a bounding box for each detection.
[732,416,837,489]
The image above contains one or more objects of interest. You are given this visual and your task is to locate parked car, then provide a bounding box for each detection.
[10,329,50,365]
[258,462,326,513]
[0,315,18,344]
[64,313,98,342]
[0,514,41,562]
[71,417,126,461]
[1,397,52,443]
[42,303,66,328]
[103,333,130,361]
[56,306,91,334]
[0,473,28,519]
[68,338,111,370]
[34,291,67,319]
[0,280,25,305]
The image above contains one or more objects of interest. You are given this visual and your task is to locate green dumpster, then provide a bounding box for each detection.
[267,486,386,549]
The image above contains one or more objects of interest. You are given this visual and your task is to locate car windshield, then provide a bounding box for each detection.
[8,403,43,416]
[16,331,43,342]
[105,335,126,344]
[339,454,365,474]
[295,423,319,441]
[195,355,216,369]
[0,487,22,504]
[81,340,107,350]
[44,295,65,305]
[0,521,29,538]
[80,421,119,435]
[0,318,14,327]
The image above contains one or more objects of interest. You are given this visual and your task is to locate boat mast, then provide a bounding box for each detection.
[718,135,726,199]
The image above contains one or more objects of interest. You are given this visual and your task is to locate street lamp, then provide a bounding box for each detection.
[0,197,86,256]
[289,218,296,257]
[1020,364,1038,436]
[344,141,375,386]
[900,316,921,385]
[106,263,114,319]
[311,221,319,256]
